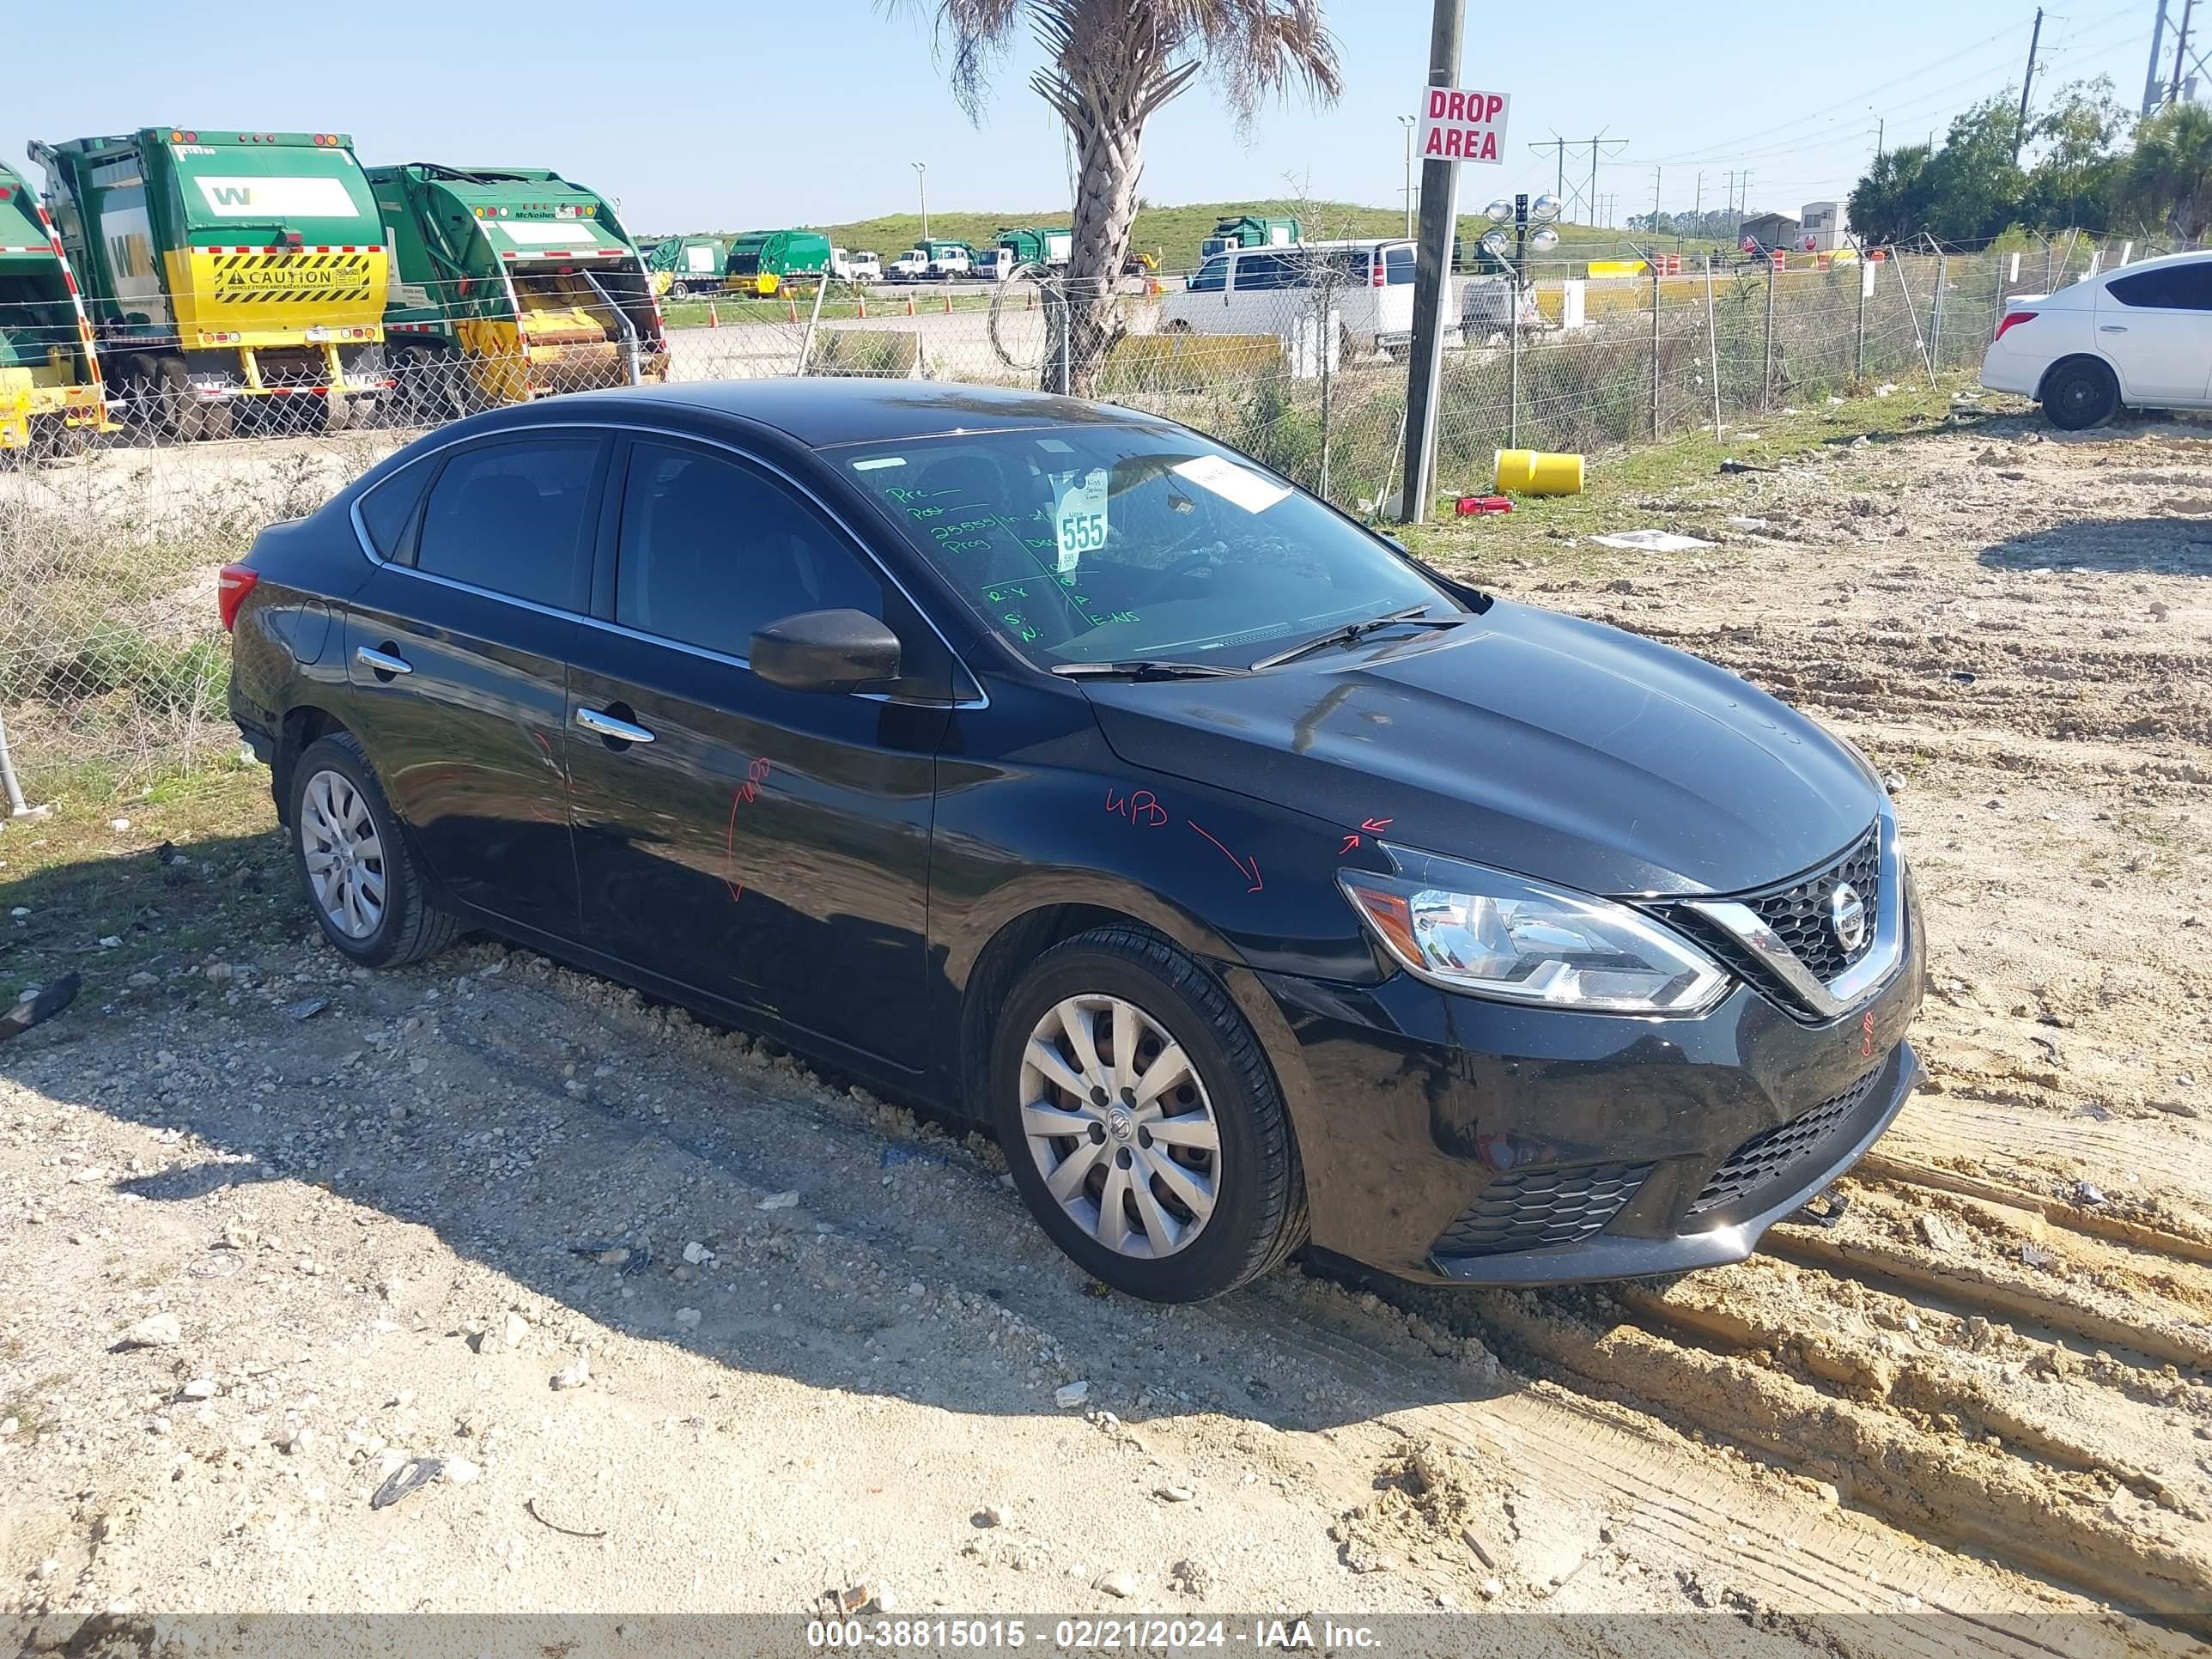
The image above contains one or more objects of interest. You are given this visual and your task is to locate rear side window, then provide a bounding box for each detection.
[2106,262,2212,309]
[355,459,432,559]
[615,441,882,659]
[1384,245,1415,285]
[413,438,600,611]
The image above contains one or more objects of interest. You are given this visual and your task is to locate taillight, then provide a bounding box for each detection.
[1993,309,2037,342]
[217,565,258,632]
[1372,254,1386,288]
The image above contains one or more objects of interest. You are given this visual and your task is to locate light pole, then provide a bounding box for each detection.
[911,161,928,244]
[1481,193,1560,449]
[1397,115,1417,237]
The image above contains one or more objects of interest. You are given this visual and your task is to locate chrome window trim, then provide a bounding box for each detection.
[340,416,987,708]
[1684,798,1905,1021]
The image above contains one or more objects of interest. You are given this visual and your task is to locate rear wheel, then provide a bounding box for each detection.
[669,279,693,301]
[152,356,203,441]
[2042,358,2119,430]
[988,926,1306,1302]
[289,732,459,969]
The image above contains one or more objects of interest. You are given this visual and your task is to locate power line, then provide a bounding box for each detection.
[1527,131,1631,223]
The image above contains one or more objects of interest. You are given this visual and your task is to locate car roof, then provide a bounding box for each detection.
[496,378,1177,450]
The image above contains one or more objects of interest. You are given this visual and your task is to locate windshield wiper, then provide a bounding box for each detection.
[1051,659,1246,681]
[1249,605,1472,672]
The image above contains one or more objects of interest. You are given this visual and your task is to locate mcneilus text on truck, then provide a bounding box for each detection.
[30,128,391,436]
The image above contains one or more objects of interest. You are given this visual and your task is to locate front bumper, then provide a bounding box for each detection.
[1249,862,1926,1286]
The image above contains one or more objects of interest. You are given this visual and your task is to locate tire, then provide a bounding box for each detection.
[2042,358,2119,430]
[988,925,1307,1303]
[152,356,204,441]
[670,280,693,301]
[289,732,460,969]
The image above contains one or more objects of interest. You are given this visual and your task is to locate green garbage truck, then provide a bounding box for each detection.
[644,234,727,301]
[725,228,832,296]
[0,160,103,455]
[1198,215,1300,260]
[30,128,390,437]
[368,163,666,419]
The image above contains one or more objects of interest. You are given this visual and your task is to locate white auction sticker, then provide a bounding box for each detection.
[1172,453,1291,515]
[1053,468,1109,572]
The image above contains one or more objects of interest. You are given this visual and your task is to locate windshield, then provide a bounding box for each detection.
[842,425,1455,668]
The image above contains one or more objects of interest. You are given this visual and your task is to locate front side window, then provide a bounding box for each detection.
[1384,245,1415,285]
[1187,256,1229,294]
[616,441,882,659]
[843,427,1454,669]
[413,438,599,609]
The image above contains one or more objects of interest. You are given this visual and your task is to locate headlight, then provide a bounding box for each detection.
[1340,860,1729,1015]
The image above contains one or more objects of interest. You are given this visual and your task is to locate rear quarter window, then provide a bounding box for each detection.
[354,459,433,560]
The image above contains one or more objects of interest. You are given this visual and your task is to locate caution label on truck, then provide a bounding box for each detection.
[209,252,376,303]
[169,248,387,340]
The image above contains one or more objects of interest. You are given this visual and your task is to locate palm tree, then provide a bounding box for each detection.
[2120,102,2212,242]
[895,0,1341,394]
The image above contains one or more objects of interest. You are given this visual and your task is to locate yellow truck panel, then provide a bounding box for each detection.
[167,247,387,347]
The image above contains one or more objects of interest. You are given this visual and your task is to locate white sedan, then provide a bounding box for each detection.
[1982,250,2212,430]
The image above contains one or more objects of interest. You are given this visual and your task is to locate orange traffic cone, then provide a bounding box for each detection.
[787,296,799,324]
[906,295,915,316]
[856,294,866,319]
[943,292,952,315]
[707,302,719,328]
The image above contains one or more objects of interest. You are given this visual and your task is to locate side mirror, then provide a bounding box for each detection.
[750,608,902,694]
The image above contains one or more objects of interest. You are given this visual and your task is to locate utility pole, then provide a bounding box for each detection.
[2145,0,2172,114]
[1528,131,1626,222]
[911,161,928,242]
[1875,118,1885,162]
[2014,8,2044,162]
[2173,0,2198,103]
[1398,115,1417,236]
[1694,169,1704,225]
[1400,0,1464,526]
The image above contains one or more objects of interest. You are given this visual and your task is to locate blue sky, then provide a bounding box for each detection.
[2,0,2166,234]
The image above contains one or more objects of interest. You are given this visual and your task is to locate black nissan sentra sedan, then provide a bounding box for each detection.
[222,380,1924,1303]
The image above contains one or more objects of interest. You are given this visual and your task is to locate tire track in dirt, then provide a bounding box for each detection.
[416,959,2204,1650]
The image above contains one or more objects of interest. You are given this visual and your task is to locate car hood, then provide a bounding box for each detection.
[1081,599,1882,898]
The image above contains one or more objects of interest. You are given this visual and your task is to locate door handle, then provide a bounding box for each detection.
[356,644,412,677]
[576,706,656,744]
[2100,324,2128,332]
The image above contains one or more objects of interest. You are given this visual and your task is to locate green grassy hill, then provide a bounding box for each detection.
[648,199,1720,275]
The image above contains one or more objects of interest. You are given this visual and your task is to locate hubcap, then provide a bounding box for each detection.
[299,769,386,940]
[1018,994,1222,1261]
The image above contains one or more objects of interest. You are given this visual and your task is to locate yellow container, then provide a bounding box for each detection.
[1493,447,1584,495]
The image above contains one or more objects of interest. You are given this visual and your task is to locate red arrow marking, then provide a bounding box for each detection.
[1340,834,1361,856]
[1188,821,1262,893]
[1360,817,1394,834]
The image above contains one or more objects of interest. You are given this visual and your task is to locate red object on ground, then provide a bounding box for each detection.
[1455,495,1513,515]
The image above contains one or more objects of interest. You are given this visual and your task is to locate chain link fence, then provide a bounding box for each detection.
[0,248,2021,798]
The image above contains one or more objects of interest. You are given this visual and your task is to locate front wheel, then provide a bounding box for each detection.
[2042,359,2119,430]
[290,732,460,969]
[988,926,1307,1302]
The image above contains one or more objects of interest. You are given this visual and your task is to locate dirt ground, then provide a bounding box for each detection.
[1,393,2208,1655]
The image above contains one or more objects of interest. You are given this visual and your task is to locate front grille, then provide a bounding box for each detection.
[1742,826,1881,985]
[1434,1161,1655,1258]
[1686,1063,1887,1218]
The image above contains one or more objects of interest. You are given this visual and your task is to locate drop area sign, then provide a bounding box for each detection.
[1418,87,1510,164]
